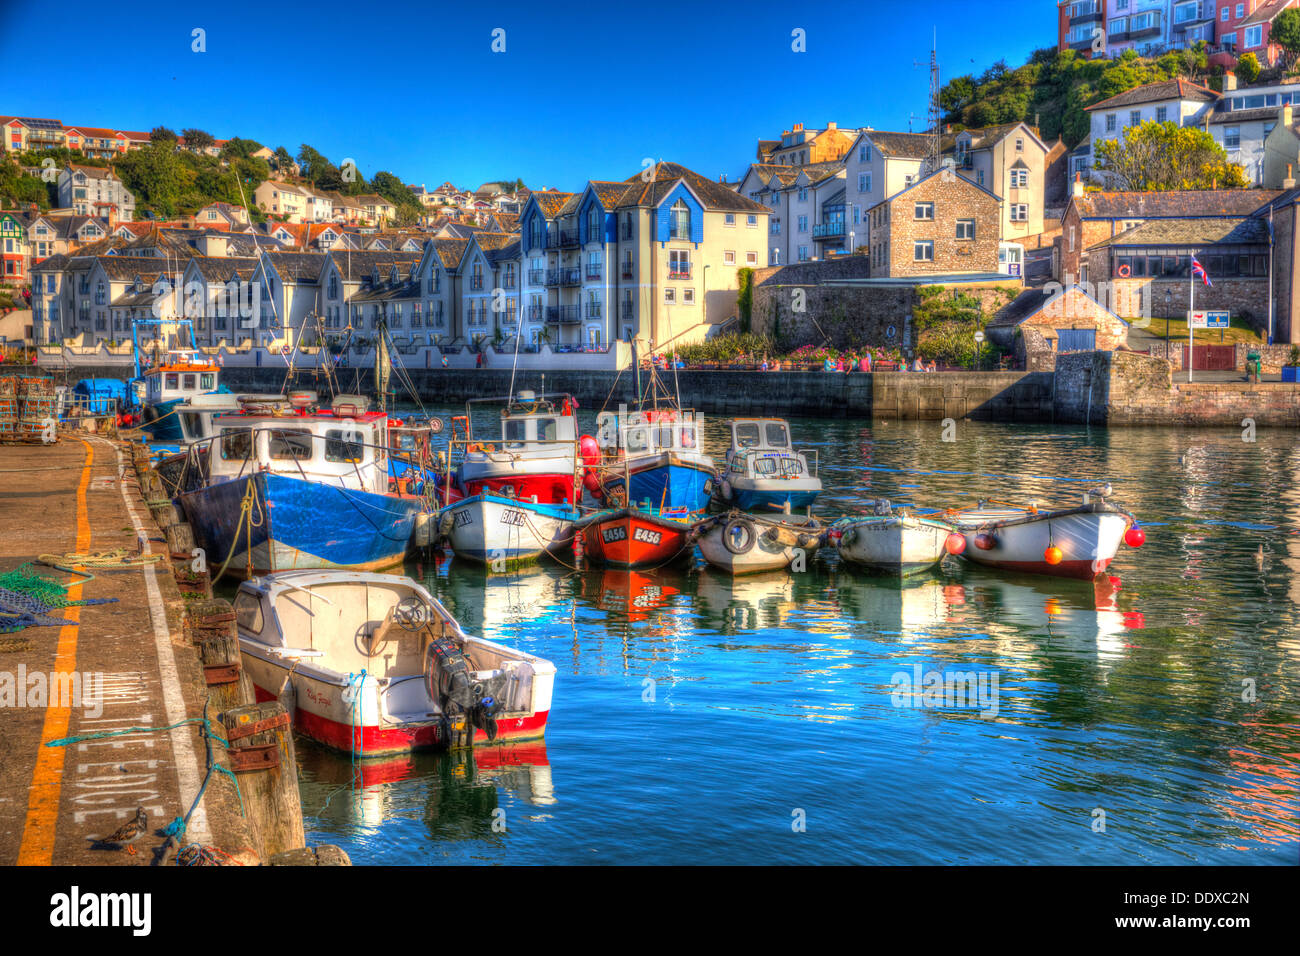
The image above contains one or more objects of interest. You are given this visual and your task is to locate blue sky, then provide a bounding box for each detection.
[1,0,1053,192]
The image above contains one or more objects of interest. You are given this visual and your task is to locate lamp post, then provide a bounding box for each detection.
[1164,288,1172,349]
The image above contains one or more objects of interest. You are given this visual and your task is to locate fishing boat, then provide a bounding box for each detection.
[175,393,429,576]
[593,407,716,512]
[436,492,579,567]
[139,350,227,441]
[234,570,556,756]
[577,505,695,569]
[694,509,824,575]
[450,392,589,506]
[712,418,822,513]
[945,487,1144,580]
[831,502,957,575]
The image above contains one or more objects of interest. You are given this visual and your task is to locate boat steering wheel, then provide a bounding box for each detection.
[393,596,429,632]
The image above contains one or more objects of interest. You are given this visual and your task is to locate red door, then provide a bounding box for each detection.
[1182,345,1236,371]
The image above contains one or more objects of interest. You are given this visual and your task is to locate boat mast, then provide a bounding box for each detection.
[376,315,391,413]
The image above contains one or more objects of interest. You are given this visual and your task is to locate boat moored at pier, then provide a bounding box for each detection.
[577,505,695,569]
[831,503,956,575]
[437,492,580,566]
[235,571,556,756]
[694,509,824,575]
[713,418,821,514]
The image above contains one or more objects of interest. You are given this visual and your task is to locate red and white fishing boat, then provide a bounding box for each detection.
[946,487,1144,580]
[234,570,556,756]
[451,391,590,506]
[577,506,695,569]
[437,492,579,566]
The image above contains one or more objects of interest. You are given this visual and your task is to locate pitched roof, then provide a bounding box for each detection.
[1073,189,1282,219]
[429,238,470,270]
[1242,0,1295,26]
[66,164,116,180]
[617,161,768,212]
[1085,79,1219,112]
[1088,216,1270,248]
[264,251,327,281]
[861,130,931,159]
[325,249,422,281]
[531,190,575,217]
[90,255,171,281]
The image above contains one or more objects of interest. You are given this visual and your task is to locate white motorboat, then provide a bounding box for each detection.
[713,418,821,513]
[831,502,957,575]
[694,510,823,575]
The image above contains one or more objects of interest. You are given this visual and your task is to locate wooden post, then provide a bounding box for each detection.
[165,520,195,555]
[219,702,305,861]
[196,632,254,714]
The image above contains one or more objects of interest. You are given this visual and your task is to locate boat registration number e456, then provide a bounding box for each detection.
[500,509,527,527]
[602,526,628,543]
[633,528,662,545]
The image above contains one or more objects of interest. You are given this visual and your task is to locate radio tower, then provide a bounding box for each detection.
[924,32,941,175]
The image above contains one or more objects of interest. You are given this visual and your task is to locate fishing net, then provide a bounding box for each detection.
[0,563,117,634]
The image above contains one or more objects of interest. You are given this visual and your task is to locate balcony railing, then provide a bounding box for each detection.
[546,229,580,249]
[501,274,517,290]
[546,305,581,324]
[622,265,634,279]
[585,302,602,319]
[667,265,691,279]
[813,222,845,239]
[545,267,581,287]
[585,263,603,280]
[621,303,634,320]
[527,304,544,321]
[527,268,545,285]
[470,277,484,291]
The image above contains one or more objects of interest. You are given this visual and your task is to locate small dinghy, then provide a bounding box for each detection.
[235,571,556,756]
[437,492,579,568]
[946,486,1144,580]
[694,509,823,575]
[831,501,956,575]
[577,506,695,569]
[712,418,822,513]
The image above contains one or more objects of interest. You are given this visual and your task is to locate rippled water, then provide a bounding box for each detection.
[295,407,1300,865]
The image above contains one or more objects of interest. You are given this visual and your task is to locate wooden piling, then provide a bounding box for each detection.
[196,631,254,714]
[219,702,305,861]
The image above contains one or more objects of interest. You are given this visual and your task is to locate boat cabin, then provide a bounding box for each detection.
[596,407,702,457]
[143,350,221,406]
[207,398,390,493]
[726,418,813,479]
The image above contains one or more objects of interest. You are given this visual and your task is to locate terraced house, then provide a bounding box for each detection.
[412,238,471,343]
[56,164,136,221]
[456,232,519,348]
[517,163,769,353]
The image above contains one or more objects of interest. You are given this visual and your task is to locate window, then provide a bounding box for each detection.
[220,428,253,461]
[771,219,781,235]
[1106,114,1117,133]
[914,202,935,220]
[914,241,934,262]
[669,199,691,239]
[956,219,975,240]
[723,250,735,265]
[746,251,758,265]
[269,429,313,460]
[1011,204,1029,222]
[1225,126,1240,150]
[798,214,808,232]
[859,144,870,162]
[664,287,676,304]
[724,213,735,226]
[1246,24,1262,47]
[797,187,808,201]
[1015,138,1024,152]
[746,214,757,227]
[669,250,690,277]
[1129,110,1141,127]
[683,288,695,305]
[325,428,364,462]
[1156,106,1168,123]
[858,172,871,193]
[234,592,263,635]
[1009,169,1028,189]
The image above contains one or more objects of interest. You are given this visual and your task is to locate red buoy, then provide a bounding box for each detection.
[1124,526,1145,548]
[975,533,996,551]
[1044,546,1064,565]
[945,532,966,555]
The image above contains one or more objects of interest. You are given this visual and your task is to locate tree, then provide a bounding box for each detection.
[114,142,192,217]
[149,126,178,144]
[181,128,215,152]
[1093,121,1249,191]
[1274,8,1300,67]
[220,137,263,161]
[273,146,294,171]
[1237,52,1261,84]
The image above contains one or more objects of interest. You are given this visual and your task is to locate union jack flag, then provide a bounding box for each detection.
[1191,257,1213,288]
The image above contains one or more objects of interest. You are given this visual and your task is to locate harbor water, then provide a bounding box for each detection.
[294,409,1299,864]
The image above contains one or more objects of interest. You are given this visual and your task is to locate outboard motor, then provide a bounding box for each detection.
[425,635,501,745]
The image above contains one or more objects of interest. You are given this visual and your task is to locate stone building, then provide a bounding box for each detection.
[865,168,1002,278]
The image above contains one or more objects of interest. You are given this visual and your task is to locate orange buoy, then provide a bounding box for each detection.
[1044,546,1064,565]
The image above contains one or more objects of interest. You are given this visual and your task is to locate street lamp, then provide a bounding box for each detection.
[1165,288,1172,348]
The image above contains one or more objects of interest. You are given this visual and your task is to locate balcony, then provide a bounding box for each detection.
[585,302,602,319]
[546,305,581,324]
[1128,15,1161,37]
[585,262,603,281]
[546,229,580,249]
[621,303,635,320]
[544,267,581,287]
[527,304,544,321]
[621,265,634,279]
[470,276,484,291]
[501,275,517,290]
[527,268,545,285]
[667,264,691,280]
[813,221,845,239]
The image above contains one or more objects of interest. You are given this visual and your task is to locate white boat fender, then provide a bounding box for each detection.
[720,479,733,501]
[722,516,758,555]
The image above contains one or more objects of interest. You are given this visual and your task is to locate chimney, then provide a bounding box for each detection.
[1071,172,1085,199]
[1285,103,1295,130]
[793,123,803,132]
[1286,163,1297,190]
[827,121,837,130]
[1224,70,1237,92]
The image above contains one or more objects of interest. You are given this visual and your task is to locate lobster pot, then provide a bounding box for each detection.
[0,377,19,440]
[18,377,55,424]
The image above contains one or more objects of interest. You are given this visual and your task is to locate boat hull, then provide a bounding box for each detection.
[836,515,951,574]
[730,484,821,514]
[604,453,715,512]
[580,508,692,569]
[441,495,577,565]
[697,515,822,575]
[951,507,1131,580]
[179,472,423,576]
[143,396,184,441]
[243,655,551,758]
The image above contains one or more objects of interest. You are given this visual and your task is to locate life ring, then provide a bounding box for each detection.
[1117,264,1131,278]
[722,516,758,555]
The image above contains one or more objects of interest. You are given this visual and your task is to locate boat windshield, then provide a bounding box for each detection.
[220,427,253,461]
[269,429,314,460]
[765,423,790,448]
[325,428,366,463]
[734,423,761,448]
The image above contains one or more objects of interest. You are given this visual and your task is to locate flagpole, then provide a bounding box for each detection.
[1188,258,1194,384]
